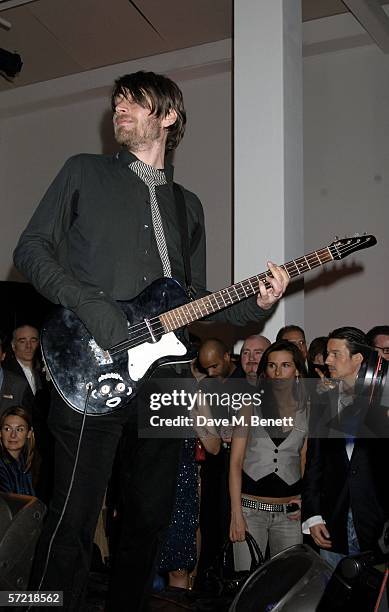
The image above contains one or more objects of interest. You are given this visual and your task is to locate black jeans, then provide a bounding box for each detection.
[30,388,182,611]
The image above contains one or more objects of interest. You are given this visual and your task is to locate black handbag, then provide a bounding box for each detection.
[200,531,264,601]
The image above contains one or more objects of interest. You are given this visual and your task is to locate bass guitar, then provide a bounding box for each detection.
[41,234,376,415]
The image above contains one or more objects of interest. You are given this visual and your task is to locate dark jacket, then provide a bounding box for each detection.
[0,369,35,418]
[302,389,388,555]
[3,356,44,394]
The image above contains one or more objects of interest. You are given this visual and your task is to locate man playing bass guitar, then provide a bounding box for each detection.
[13,70,288,611]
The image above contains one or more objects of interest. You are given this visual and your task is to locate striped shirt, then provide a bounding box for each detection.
[0,450,34,496]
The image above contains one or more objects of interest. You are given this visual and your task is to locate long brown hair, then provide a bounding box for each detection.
[111,70,186,152]
[257,340,308,411]
[0,406,35,471]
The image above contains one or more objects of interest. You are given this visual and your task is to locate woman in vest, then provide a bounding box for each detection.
[229,340,308,568]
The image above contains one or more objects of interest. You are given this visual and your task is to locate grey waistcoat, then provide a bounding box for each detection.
[243,408,308,485]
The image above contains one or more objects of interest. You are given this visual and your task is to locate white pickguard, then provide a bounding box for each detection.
[127,332,187,381]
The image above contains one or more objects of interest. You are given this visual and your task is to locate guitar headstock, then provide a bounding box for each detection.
[329,234,377,260]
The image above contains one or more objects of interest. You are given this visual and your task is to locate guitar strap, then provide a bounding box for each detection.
[173,183,196,300]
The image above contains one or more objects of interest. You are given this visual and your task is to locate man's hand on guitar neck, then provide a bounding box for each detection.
[256,262,289,310]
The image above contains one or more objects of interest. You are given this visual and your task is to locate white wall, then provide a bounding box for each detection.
[0,41,231,292]
[174,70,231,292]
[304,42,389,340]
[1,97,111,284]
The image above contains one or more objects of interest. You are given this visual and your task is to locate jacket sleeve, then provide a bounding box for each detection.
[13,157,127,350]
[301,437,324,522]
[186,191,274,326]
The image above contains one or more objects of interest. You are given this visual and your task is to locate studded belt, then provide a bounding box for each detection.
[241,496,285,512]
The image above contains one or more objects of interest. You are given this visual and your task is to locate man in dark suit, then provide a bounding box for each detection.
[4,325,43,394]
[302,327,388,569]
[0,331,34,418]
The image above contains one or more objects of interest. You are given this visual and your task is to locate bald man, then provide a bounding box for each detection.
[240,334,271,385]
[198,339,236,381]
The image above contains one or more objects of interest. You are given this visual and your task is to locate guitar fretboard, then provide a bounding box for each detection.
[160,246,335,333]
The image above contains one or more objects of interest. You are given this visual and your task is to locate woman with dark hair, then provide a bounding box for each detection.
[0,406,35,496]
[229,340,308,567]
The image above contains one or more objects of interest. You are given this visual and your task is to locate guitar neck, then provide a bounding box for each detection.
[160,246,334,333]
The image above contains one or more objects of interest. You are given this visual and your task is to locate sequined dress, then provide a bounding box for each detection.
[159,439,198,572]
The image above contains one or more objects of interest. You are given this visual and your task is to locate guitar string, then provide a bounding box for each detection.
[108,241,366,355]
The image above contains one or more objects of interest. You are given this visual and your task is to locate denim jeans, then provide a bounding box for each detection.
[233,500,303,570]
[320,508,360,571]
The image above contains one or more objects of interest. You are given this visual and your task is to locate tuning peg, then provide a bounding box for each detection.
[353,232,360,237]
[334,235,339,241]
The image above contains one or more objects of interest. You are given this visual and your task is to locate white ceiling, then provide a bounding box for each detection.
[0,0,388,91]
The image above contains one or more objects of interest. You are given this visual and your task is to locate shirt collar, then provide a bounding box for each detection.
[116,148,174,183]
[16,359,36,394]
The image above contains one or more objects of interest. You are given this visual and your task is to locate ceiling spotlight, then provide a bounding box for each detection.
[0,48,22,79]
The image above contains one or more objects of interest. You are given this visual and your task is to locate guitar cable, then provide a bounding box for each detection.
[374,564,388,612]
[28,383,93,610]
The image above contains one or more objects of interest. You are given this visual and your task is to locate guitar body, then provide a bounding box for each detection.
[41,278,192,415]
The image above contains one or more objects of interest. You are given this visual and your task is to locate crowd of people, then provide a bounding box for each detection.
[194,325,389,581]
[1,320,388,601]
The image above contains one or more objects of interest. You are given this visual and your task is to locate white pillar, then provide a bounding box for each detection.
[234,0,304,342]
